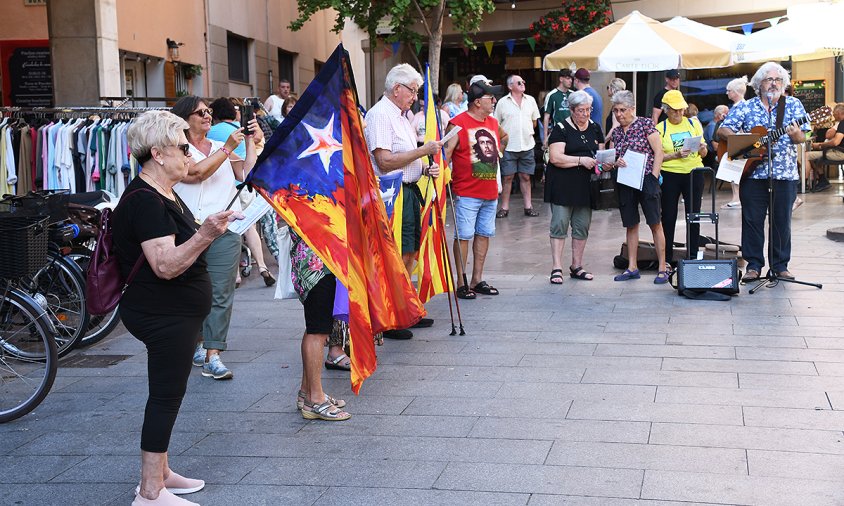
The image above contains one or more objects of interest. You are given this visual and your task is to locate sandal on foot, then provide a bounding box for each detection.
[456,285,477,299]
[742,269,760,283]
[569,266,593,280]
[297,390,346,410]
[259,268,276,287]
[614,269,640,281]
[495,208,509,219]
[524,207,539,217]
[301,399,351,421]
[325,353,351,371]
[654,270,670,284]
[549,269,564,284]
[472,281,499,295]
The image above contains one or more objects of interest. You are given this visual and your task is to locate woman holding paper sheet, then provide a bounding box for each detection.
[605,90,669,284]
[657,90,707,269]
[545,90,603,284]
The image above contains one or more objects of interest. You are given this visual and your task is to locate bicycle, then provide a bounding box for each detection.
[0,213,59,423]
[3,192,89,357]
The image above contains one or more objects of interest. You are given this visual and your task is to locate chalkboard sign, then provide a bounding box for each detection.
[792,79,825,113]
[8,47,53,107]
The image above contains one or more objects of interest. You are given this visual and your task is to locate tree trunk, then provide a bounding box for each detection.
[428,0,445,94]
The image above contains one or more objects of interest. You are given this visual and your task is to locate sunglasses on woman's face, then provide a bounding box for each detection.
[190,108,213,118]
[176,143,190,156]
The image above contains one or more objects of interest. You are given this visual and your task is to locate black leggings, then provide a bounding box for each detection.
[660,170,704,264]
[120,305,202,453]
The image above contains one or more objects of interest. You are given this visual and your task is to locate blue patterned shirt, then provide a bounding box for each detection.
[720,96,810,181]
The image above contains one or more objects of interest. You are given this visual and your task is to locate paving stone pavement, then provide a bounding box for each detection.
[2,184,844,505]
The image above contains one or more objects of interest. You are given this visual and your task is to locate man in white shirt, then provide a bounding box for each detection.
[264,79,292,122]
[364,63,442,338]
[494,74,540,217]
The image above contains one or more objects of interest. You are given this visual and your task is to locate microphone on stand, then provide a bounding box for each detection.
[766,91,776,106]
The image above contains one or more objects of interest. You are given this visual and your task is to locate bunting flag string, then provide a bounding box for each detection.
[505,39,515,55]
[483,41,494,58]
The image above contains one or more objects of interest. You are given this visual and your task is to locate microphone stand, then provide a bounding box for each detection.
[748,93,822,294]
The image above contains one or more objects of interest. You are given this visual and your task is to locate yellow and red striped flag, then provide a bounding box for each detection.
[415,64,453,303]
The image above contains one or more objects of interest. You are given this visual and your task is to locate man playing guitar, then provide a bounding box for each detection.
[717,62,810,283]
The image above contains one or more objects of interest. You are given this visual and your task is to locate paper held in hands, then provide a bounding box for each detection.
[596,148,616,164]
[716,156,744,184]
[440,125,462,145]
[682,135,702,152]
[616,150,647,190]
[227,193,272,235]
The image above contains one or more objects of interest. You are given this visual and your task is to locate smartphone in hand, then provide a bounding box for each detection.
[241,98,254,135]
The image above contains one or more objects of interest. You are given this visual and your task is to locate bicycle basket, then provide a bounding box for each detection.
[1,189,70,224]
[0,214,49,279]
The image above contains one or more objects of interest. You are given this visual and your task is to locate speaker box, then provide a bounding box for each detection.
[677,259,740,295]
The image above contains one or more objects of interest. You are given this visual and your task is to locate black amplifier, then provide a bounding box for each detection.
[677,259,740,295]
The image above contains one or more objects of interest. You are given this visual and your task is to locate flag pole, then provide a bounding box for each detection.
[444,183,466,335]
[225,181,251,211]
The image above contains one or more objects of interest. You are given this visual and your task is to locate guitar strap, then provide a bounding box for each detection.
[775,97,786,131]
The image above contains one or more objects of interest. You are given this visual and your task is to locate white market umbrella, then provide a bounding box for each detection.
[733,20,840,63]
[735,2,844,65]
[663,16,744,64]
[544,11,732,100]
[543,11,732,71]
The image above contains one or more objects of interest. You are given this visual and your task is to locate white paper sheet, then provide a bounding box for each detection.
[596,148,616,164]
[682,135,702,152]
[440,125,462,145]
[227,193,272,235]
[617,150,647,190]
[716,156,745,184]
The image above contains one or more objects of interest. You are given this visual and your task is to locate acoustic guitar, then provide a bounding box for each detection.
[716,105,832,180]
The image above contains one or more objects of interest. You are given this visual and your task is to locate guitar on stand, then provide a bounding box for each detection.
[717,106,832,179]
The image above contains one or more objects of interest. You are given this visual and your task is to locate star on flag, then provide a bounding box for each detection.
[297,114,342,174]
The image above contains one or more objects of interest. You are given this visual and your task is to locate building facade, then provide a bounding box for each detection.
[0,0,343,108]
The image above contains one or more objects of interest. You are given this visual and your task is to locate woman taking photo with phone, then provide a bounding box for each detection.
[172,96,260,380]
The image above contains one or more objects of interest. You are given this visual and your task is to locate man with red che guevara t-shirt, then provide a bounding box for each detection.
[444,75,507,300]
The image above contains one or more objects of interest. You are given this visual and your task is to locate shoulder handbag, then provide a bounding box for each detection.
[85,188,156,315]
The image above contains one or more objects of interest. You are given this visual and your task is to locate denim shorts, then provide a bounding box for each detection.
[453,196,496,240]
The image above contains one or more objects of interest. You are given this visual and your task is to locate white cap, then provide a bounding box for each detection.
[470,75,491,86]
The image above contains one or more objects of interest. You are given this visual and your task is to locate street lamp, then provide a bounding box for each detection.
[166,38,183,62]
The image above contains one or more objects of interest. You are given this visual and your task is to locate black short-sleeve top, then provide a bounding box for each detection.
[112,177,212,316]
[544,118,604,208]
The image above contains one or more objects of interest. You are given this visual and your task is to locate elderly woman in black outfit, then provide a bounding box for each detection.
[545,90,604,284]
[114,111,241,506]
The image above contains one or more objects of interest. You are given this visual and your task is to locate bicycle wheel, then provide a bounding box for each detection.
[0,287,58,423]
[24,253,89,357]
[67,251,121,347]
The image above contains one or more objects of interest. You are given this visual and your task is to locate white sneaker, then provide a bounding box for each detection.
[132,487,198,505]
[135,470,205,496]
[202,354,233,380]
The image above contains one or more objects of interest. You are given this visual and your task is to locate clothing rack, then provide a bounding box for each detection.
[0,107,157,197]
[0,106,169,113]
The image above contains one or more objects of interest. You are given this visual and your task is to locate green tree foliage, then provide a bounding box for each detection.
[290,0,496,92]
